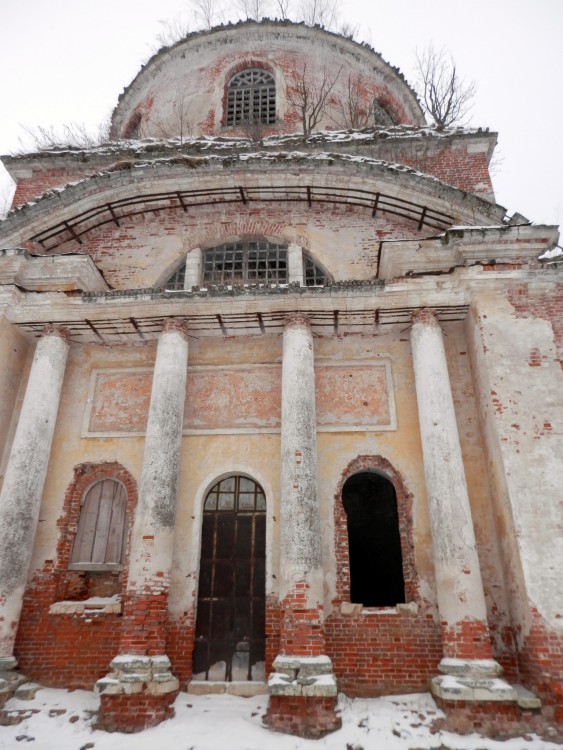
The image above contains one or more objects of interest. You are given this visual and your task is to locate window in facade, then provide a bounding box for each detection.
[226,69,276,126]
[342,471,405,607]
[163,262,186,290]
[372,100,395,127]
[193,475,266,681]
[202,240,287,285]
[303,254,327,286]
[70,479,128,568]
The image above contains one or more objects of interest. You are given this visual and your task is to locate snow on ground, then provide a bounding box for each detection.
[0,689,561,750]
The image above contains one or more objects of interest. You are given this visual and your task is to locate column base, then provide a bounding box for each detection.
[0,657,26,708]
[429,659,561,737]
[431,658,517,703]
[264,655,341,738]
[95,654,179,732]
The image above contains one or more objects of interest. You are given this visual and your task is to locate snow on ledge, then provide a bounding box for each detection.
[539,246,563,260]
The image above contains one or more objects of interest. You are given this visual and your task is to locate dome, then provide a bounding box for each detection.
[111,20,425,139]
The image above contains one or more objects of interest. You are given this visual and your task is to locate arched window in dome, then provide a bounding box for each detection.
[372,100,395,127]
[226,69,276,126]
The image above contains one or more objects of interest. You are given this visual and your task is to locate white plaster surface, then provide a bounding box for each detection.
[127,324,188,589]
[280,317,322,602]
[411,314,488,626]
[469,294,563,630]
[0,329,69,657]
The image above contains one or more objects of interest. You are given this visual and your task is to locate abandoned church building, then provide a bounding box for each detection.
[0,19,561,737]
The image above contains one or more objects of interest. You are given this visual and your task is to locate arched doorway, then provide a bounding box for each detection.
[193,475,266,681]
[342,471,405,607]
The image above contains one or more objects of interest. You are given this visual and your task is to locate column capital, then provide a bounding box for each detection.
[161,318,189,339]
[283,313,311,330]
[411,308,439,327]
[42,324,70,342]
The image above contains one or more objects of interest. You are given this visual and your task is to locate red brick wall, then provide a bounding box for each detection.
[12,166,94,208]
[508,283,563,365]
[325,454,443,694]
[265,696,341,738]
[98,691,178,733]
[15,462,138,687]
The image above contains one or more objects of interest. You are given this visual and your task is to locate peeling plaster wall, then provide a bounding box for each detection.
[111,23,423,139]
[443,322,516,669]
[314,332,433,615]
[467,293,563,635]
[27,321,512,625]
[44,203,417,291]
[0,319,30,475]
[14,311,524,688]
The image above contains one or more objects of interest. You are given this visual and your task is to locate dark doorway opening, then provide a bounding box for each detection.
[342,471,405,607]
[193,475,266,681]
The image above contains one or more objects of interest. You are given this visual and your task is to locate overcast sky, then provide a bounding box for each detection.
[1,0,562,234]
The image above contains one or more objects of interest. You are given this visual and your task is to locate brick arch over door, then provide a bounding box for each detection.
[333,455,417,606]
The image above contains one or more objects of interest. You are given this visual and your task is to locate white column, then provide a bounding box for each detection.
[0,326,69,664]
[184,248,202,290]
[123,317,189,627]
[411,310,516,702]
[411,309,489,633]
[267,313,337,709]
[97,319,188,709]
[287,243,304,285]
[280,313,322,604]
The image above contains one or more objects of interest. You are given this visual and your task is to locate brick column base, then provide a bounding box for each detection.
[97,691,178,733]
[266,655,340,738]
[264,696,341,739]
[96,655,179,733]
[433,698,560,739]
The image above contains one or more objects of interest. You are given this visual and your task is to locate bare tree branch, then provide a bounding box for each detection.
[152,12,193,50]
[297,0,339,29]
[17,119,111,151]
[193,0,224,29]
[274,0,291,19]
[287,63,342,138]
[235,0,271,20]
[148,91,194,144]
[329,73,371,129]
[415,44,476,128]
[337,20,359,39]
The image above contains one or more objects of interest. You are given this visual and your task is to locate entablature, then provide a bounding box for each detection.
[4,265,560,344]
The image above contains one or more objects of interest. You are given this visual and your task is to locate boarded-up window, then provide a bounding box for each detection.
[70,479,128,567]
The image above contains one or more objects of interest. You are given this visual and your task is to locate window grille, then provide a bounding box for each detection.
[202,240,287,285]
[303,255,327,286]
[164,263,186,290]
[194,475,266,681]
[226,69,276,126]
[70,479,128,567]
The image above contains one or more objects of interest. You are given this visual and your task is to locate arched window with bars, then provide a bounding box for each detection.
[226,68,276,126]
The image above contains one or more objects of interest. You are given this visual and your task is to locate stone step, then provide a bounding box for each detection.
[514,684,542,710]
